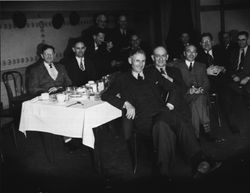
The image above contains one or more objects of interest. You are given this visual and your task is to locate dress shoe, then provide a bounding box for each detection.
[204,132,224,143]
[204,132,216,142]
[193,160,222,179]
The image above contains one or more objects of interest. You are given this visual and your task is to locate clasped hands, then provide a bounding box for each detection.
[233,76,250,85]
[207,65,225,76]
[189,85,204,95]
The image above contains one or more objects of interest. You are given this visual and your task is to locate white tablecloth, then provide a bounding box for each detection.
[19,98,122,148]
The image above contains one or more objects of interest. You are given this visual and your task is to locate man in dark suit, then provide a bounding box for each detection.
[102,49,221,178]
[196,32,240,133]
[196,33,227,90]
[149,46,191,122]
[84,28,114,79]
[170,32,194,61]
[229,31,250,107]
[215,31,238,59]
[28,44,72,96]
[112,14,133,53]
[61,38,96,86]
[81,13,110,41]
[111,14,134,71]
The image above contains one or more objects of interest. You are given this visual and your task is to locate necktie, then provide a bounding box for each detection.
[188,62,193,71]
[79,58,85,71]
[137,74,143,81]
[160,68,166,74]
[206,51,214,66]
[238,49,245,71]
[48,63,58,80]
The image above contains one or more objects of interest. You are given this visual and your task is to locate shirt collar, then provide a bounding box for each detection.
[185,60,194,67]
[44,61,54,68]
[241,46,248,55]
[155,66,165,73]
[132,71,144,80]
[75,57,84,62]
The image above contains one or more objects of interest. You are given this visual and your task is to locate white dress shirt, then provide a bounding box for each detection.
[132,71,145,80]
[44,62,58,80]
[237,46,248,69]
[206,49,214,58]
[185,60,194,69]
[76,57,85,71]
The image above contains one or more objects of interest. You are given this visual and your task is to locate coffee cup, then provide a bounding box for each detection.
[41,93,49,100]
[56,94,66,103]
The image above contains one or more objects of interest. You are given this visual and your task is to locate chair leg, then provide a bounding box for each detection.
[0,152,4,163]
[11,123,18,149]
[217,108,222,128]
[133,133,137,174]
[216,95,222,128]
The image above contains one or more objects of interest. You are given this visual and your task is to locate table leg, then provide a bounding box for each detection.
[92,126,104,175]
[40,132,55,164]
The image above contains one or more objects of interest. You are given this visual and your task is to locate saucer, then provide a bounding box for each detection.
[69,94,82,98]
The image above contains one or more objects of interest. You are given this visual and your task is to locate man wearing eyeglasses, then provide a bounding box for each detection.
[28,44,72,96]
[148,46,191,123]
[229,31,250,108]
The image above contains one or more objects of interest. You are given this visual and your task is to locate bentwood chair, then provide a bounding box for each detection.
[0,101,17,152]
[2,71,32,126]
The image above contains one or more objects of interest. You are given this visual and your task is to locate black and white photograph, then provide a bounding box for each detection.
[1,0,250,192]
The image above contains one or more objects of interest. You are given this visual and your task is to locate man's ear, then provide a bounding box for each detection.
[128,56,132,65]
[166,54,169,61]
[40,54,44,59]
[72,47,76,53]
[183,51,186,57]
[151,55,155,62]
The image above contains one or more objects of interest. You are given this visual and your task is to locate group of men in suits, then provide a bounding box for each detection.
[196,31,250,134]
[26,23,249,178]
[102,47,222,179]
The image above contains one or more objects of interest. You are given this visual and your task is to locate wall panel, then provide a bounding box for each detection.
[200,11,221,43]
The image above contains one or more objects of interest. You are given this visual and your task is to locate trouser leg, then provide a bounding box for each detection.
[190,103,201,138]
[175,120,202,161]
[152,120,176,175]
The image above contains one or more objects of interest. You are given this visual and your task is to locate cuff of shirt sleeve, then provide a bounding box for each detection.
[166,103,174,110]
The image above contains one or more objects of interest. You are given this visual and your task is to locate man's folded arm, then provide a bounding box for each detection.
[101,79,125,109]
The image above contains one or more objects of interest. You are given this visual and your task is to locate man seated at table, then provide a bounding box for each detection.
[28,44,84,152]
[28,44,72,96]
[101,49,222,179]
[61,38,97,86]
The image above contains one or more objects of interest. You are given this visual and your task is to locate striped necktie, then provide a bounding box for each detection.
[79,58,85,71]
